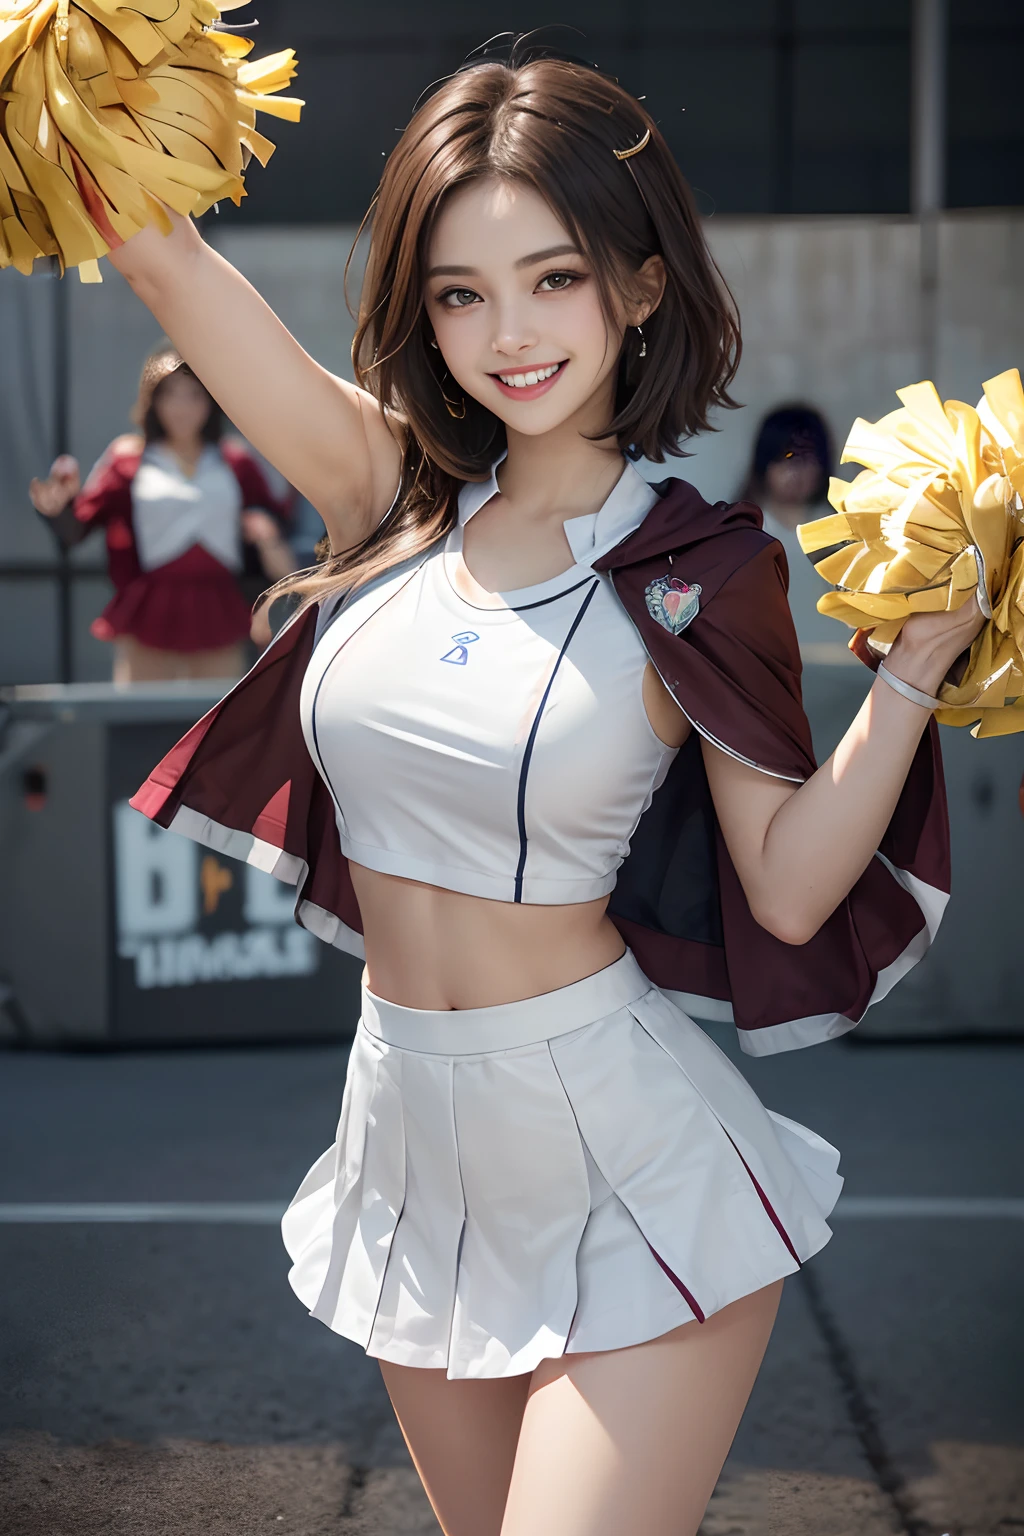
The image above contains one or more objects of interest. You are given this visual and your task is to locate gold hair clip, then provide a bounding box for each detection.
[613,128,651,161]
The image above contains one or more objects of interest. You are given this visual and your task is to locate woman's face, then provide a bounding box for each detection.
[764,453,822,508]
[424,177,662,441]
[151,371,214,443]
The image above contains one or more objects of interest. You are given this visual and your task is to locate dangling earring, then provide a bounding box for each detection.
[438,366,466,419]
[441,383,466,419]
[636,323,647,359]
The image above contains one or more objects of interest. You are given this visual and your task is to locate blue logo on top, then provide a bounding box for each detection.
[440,631,480,665]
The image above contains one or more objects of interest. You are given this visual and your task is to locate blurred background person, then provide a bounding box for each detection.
[28,344,296,683]
[741,403,838,649]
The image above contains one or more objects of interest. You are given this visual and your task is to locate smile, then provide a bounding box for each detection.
[490,360,567,399]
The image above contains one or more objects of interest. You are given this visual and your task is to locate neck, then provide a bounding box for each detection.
[764,500,805,533]
[163,435,204,461]
[498,393,626,524]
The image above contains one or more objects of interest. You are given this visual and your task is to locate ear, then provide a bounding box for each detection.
[630,254,667,325]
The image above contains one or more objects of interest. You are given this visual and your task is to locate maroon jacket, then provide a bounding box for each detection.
[130,478,949,1055]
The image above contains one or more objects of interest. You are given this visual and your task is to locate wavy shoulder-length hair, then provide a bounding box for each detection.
[271,51,741,612]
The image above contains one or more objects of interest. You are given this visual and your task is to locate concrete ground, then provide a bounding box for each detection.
[0,1028,1021,1536]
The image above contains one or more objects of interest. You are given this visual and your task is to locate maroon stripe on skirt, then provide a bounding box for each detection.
[647,1245,706,1323]
[721,1127,802,1267]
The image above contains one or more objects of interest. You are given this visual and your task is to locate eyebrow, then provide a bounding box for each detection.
[426,244,581,279]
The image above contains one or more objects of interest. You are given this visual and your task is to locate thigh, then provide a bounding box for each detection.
[112,637,180,682]
[379,1360,531,1536]
[183,643,245,679]
[501,1279,784,1536]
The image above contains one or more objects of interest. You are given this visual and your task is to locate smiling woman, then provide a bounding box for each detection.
[22,22,976,1536]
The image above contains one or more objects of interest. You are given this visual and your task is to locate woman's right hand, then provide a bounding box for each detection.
[29,455,81,517]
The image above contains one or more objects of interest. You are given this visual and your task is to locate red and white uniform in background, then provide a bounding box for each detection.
[71,438,284,653]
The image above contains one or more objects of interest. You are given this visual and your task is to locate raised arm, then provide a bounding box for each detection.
[108,213,402,552]
[705,599,983,945]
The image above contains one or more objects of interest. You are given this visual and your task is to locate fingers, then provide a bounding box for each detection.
[29,478,61,516]
[241,509,280,544]
[29,466,78,516]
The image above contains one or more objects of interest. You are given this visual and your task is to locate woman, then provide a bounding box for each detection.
[740,404,837,647]
[71,52,977,1536]
[29,345,295,682]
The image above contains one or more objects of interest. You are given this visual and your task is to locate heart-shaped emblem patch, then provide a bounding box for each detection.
[645,574,702,636]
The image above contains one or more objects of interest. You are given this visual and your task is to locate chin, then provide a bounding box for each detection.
[487,397,594,437]
[497,412,574,437]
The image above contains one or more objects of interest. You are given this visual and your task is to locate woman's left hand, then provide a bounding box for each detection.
[242,508,296,583]
[884,592,988,696]
[241,509,284,547]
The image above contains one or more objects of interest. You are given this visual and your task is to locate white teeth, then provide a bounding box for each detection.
[498,363,561,388]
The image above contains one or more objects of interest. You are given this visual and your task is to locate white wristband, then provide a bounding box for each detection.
[876,661,942,711]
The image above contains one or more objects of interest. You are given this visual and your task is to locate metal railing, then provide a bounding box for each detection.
[0,549,97,685]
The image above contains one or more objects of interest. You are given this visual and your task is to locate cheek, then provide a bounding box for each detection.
[181,399,209,430]
[764,464,787,495]
[431,303,479,351]
[561,288,619,371]
[430,315,484,388]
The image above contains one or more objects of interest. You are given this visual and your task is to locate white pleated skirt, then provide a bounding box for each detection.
[282,951,842,1379]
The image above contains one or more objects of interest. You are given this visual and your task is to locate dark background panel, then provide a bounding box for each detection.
[792,0,910,29]
[218,1,1023,223]
[790,38,911,214]
[231,47,460,226]
[949,0,1019,22]
[310,0,635,46]
[626,43,779,214]
[946,27,1024,210]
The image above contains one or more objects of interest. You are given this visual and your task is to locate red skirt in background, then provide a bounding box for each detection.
[91,544,253,653]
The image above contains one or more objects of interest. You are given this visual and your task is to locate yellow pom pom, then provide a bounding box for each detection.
[798,369,1024,735]
[0,0,303,278]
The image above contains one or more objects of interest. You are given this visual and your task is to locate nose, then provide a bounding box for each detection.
[490,298,538,360]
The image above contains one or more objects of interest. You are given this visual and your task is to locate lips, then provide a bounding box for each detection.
[490,360,567,401]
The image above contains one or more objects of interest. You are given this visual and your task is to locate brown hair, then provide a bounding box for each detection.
[133,344,223,445]
[270,52,741,615]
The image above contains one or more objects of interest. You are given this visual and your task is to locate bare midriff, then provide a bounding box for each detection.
[350,862,626,1011]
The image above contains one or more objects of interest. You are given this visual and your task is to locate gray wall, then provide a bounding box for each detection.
[692,208,1024,503]
[2,208,1022,682]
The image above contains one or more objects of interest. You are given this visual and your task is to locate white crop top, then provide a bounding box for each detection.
[299,460,677,905]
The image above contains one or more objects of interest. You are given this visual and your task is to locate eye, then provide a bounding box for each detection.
[537,270,582,292]
[438,287,480,309]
